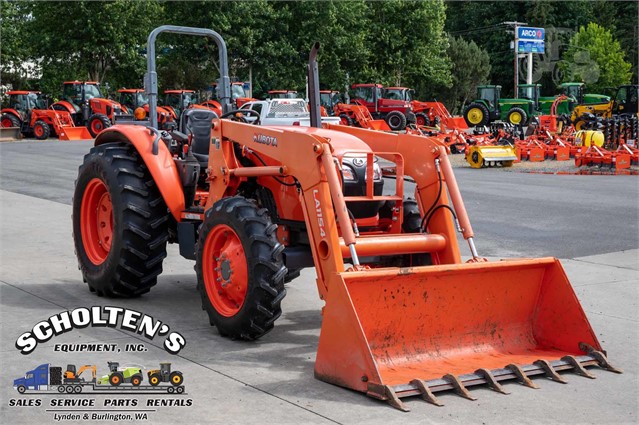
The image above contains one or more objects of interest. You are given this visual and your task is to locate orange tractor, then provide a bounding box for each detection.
[72,27,620,411]
[0,90,91,140]
[117,89,177,130]
[383,86,468,130]
[52,81,130,137]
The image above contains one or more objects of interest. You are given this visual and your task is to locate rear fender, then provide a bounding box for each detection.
[51,101,76,114]
[94,126,185,221]
[1,108,23,122]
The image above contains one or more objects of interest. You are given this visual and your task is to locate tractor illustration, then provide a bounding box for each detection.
[98,362,144,386]
[147,362,184,386]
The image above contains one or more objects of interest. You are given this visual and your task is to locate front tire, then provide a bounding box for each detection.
[17,385,26,394]
[507,107,528,126]
[385,111,407,131]
[196,196,287,340]
[33,120,51,140]
[148,373,161,386]
[339,113,353,126]
[109,372,123,386]
[88,114,111,137]
[72,143,169,297]
[415,112,430,127]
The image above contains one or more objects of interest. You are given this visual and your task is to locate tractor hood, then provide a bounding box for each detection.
[268,126,374,158]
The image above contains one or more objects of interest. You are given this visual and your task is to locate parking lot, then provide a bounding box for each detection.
[1,139,638,424]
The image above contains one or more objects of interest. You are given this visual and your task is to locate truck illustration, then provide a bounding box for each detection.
[13,362,184,394]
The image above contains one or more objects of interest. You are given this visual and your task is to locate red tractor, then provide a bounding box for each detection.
[350,83,415,131]
[268,90,299,99]
[1,90,91,140]
[117,89,177,130]
[383,86,468,130]
[52,81,129,137]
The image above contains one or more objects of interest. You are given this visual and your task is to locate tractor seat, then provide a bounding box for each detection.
[182,108,217,167]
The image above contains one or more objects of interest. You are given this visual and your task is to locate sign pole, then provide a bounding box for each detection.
[514,23,519,98]
[527,52,533,84]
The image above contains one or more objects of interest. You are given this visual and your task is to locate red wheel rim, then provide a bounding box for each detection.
[34,125,44,137]
[416,116,426,126]
[80,178,113,265]
[1,118,13,127]
[91,119,104,134]
[202,224,248,317]
[340,117,349,125]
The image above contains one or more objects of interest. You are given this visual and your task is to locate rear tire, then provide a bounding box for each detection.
[88,114,111,137]
[196,196,287,340]
[33,120,51,140]
[464,103,490,127]
[1,114,20,128]
[385,111,407,131]
[131,375,142,386]
[72,143,169,297]
[169,371,183,386]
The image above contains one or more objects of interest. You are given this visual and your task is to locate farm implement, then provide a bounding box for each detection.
[71,26,621,410]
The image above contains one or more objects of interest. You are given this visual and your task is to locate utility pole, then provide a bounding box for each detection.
[504,21,527,98]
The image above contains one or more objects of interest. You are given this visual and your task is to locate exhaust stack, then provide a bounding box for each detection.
[308,42,321,128]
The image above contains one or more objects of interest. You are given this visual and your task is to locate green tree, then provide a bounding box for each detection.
[365,0,452,99]
[0,1,36,91]
[435,36,491,113]
[29,0,163,95]
[560,23,632,92]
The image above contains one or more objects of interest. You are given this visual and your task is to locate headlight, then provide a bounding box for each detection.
[372,162,382,180]
[342,166,356,181]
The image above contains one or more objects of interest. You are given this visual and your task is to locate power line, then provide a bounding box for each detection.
[448,23,507,36]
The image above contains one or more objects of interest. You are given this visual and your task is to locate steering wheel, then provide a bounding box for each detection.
[220,109,261,125]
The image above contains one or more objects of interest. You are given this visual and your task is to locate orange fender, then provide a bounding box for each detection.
[52,100,76,114]
[94,125,185,221]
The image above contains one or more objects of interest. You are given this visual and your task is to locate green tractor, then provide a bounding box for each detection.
[463,85,535,127]
[559,83,610,107]
[98,362,144,386]
[519,84,575,116]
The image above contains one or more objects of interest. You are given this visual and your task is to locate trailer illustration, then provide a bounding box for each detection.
[13,363,185,394]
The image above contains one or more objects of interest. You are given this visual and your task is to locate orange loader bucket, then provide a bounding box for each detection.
[57,126,92,140]
[315,258,621,410]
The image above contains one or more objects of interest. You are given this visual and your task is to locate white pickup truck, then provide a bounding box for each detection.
[239,98,340,126]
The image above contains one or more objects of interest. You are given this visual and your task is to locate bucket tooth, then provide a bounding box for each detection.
[410,379,444,407]
[475,368,510,395]
[561,355,596,379]
[580,343,623,374]
[534,359,568,384]
[382,385,410,412]
[443,374,477,401]
[506,364,539,389]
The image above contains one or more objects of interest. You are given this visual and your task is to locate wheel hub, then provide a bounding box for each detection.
[80,178,113,265]
[202,225,249,316]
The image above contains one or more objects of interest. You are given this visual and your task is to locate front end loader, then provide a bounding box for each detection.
[71,26,620,411]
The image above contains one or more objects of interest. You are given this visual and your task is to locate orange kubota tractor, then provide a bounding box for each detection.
[72,27,620,411]
[117,89,177,130]
[52,81,130,137]
[383,86,468,130]
[1,90,91,140]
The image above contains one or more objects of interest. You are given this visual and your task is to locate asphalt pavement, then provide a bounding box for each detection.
[0,139,638,424]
